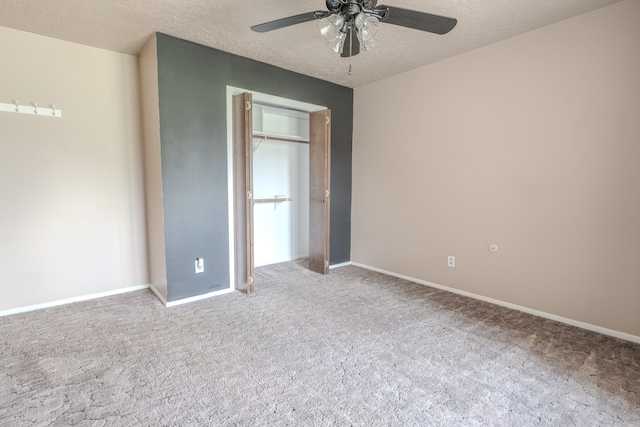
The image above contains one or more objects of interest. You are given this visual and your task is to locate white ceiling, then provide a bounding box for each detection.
[0,0,622,88]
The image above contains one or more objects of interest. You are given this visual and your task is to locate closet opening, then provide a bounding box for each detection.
[227,87,331,294]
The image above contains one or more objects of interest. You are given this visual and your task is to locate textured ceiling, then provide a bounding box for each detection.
[0,0,622,87]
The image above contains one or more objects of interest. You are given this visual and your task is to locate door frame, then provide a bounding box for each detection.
[226,86,328,290]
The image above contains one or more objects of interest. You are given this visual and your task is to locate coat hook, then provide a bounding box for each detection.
[15,100,19,112]
[52,105,56,116]
[34,102,38,115]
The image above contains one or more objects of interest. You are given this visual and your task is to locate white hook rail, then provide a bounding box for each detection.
[0,101,62,118]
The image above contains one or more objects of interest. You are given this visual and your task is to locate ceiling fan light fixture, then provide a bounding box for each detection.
[319,13,345,42]
[357,32,377,50]
[332,31,347,54]
[355,13,379,50]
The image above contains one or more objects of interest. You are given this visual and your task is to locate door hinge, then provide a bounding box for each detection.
[246,101,252,111]
[247,191,253,200]
[325,189,330,198]
[326,116,330,125]
[324,260,329,268]
[248,276,253,285]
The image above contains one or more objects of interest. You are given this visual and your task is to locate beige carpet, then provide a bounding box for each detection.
[1,261,639,425]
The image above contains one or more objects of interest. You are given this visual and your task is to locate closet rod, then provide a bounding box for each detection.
[252,134,309,144]
[253,198,293,203]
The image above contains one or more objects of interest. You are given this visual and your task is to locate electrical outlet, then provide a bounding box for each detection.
[195,258,205,273]
[448,256,456,268]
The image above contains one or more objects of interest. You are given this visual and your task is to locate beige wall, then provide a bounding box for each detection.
[352,0,640,338]
[139,34,168,301]
[0,27,148,311]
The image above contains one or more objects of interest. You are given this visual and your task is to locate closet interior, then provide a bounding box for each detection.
[251,104,310,267]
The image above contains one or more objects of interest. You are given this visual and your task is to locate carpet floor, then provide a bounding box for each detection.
[1,261,639,426]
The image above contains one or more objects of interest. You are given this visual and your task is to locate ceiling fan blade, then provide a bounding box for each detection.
[251,11,330,33]
[341,28,361,58]
[375,5,457,35]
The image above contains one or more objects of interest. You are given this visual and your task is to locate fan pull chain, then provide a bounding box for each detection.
[348,27,353,76]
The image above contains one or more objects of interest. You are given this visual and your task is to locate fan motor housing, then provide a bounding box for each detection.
[325,0,378,14]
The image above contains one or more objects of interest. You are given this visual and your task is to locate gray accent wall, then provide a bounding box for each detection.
[154,33,353,302]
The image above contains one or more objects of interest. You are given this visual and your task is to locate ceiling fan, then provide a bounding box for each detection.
[251,0,457,58]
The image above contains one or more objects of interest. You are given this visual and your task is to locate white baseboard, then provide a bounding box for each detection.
[351,262,640,345]
[153,287,234,308]
[148,284,168,306]
[0,284,150,317]
[330,261,352,269]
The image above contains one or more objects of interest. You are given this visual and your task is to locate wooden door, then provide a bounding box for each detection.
[232,92,254,293]
[309,110,331,274]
